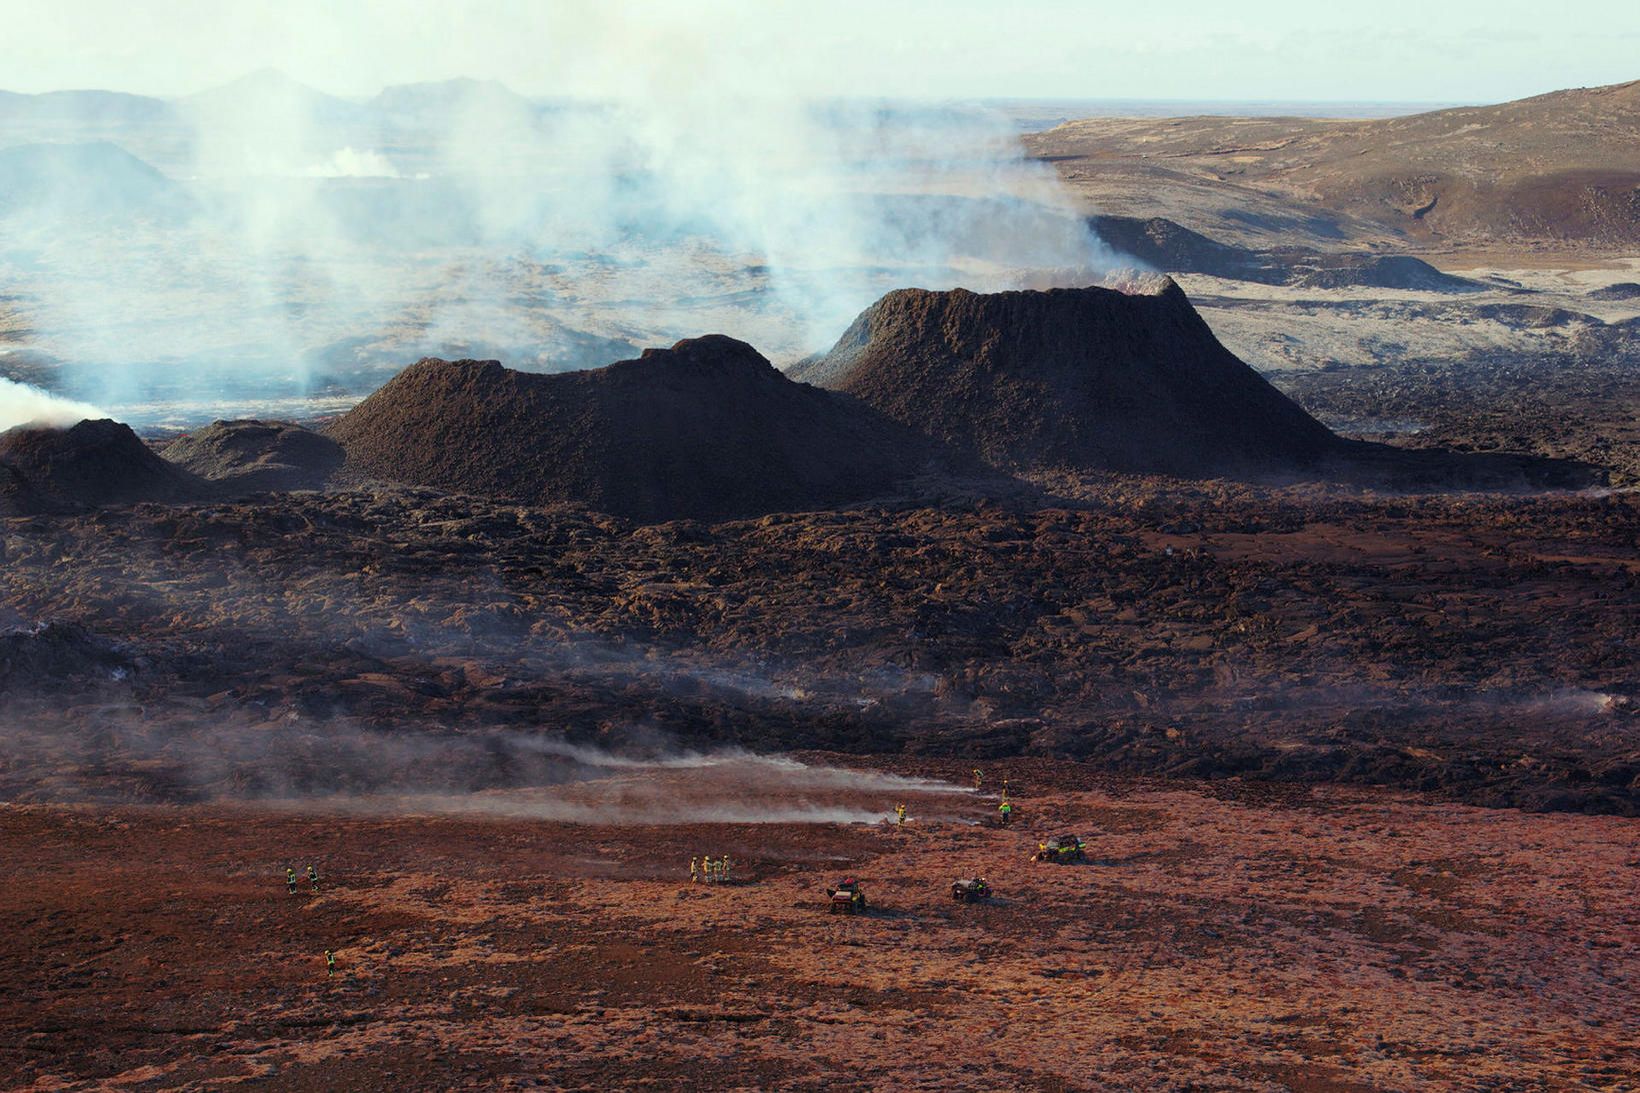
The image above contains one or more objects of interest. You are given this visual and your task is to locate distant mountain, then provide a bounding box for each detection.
[0,141,191,222]
[178,68,374,127]
[1031,79,1640,250]
[0,89,178,127]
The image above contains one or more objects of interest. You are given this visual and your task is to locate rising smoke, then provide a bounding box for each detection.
[0,14,1121,425]
[0,376,105,432]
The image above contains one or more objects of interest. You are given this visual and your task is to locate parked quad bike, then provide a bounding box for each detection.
[826,879,868,915]
[1033,834,1087,863]
[951,878,992,903]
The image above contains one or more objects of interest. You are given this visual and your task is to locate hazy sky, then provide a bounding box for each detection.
[2,0,1635,103]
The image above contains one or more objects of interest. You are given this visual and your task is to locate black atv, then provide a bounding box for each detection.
[950,877,992,903]
[1033,834,1086,863]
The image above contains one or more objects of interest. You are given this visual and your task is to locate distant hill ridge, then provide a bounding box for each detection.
[1031,78,1640,249]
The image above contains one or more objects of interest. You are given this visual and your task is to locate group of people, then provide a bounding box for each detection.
[285,864,321,893]
[281,866,333,976]
[691,855,734,884]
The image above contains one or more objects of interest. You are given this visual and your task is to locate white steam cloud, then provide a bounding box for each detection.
[0,376,105,431]
[0,18,1120,426]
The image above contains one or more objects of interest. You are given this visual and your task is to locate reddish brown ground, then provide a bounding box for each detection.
[5,757,1636,1091]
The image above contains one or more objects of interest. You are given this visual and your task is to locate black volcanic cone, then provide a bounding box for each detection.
[0,419,210,514]
[163,419,343,494]
[328,335,942,522]
[793,280,1340,477]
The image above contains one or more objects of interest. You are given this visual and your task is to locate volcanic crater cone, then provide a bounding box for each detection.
[0,418,210,514]
[163,419,343,494]
[328,334,942,522]
[793,279,1341,477]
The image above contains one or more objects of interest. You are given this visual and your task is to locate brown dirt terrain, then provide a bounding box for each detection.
[4,757,1636,1090]
[1029,80,1640,253]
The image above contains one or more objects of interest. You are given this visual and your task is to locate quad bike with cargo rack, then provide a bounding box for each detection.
[1033,834,1086,863]
[950,877,992,903]
[826,878,868,915]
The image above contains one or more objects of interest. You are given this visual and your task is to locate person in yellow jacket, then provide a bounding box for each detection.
[690,856,699,883]
[894,803,907,826]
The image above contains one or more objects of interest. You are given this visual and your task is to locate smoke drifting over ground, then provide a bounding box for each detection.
[0,51,1120,425]
[0,707,973,824]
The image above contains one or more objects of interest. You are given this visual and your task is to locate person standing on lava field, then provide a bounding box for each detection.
[895,803,908,826]
[690,856,699,883]
[722,855,732,883]
[306,865,320,892]
[286,867,298,895]
[972,769,983,791]
[325,950,336,977]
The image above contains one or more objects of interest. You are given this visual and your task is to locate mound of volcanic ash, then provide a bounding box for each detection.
[1292,254,1481,292]
[328,335,942,522]
[163,419,343,494]
[1588,282,1640,301]
[0,419,210,514]
[1089,215,1289,284]
[793,281,1340,477]
[1089,215,1481,292]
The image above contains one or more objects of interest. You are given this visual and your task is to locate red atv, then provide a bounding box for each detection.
[826,878,868,915]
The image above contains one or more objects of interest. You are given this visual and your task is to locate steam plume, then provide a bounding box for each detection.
[0,35,1120,424]
[0,377,106,431]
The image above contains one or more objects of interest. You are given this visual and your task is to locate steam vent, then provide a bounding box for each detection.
[795,280,1340,476]
[327,334,938,522]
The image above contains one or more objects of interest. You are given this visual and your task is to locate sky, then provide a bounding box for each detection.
[0,0,1635,104]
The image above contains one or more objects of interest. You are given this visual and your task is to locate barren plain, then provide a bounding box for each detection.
[6,759,1636,1091]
